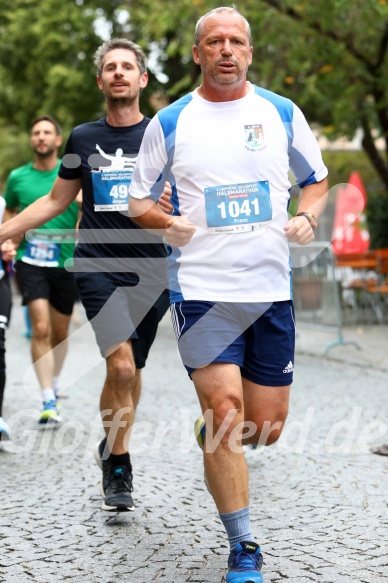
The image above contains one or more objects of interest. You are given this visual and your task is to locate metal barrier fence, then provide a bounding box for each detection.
[290,241,361,354]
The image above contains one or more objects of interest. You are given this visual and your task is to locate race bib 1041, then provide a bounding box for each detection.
[204,180,272,234]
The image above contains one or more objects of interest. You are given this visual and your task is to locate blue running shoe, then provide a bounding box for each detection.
[226,541,264,583]
[38,400,61,424]
[0,417,11,441]
[194,415,206,450]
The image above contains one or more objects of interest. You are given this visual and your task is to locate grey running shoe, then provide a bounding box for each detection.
[94,438,135,512]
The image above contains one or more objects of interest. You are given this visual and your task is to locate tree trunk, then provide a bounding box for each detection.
[361,117,388,193]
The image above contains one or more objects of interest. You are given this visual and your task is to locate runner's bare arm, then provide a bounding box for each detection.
[0,177,82,245]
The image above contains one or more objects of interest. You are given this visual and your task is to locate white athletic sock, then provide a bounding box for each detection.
[42,388,56,402]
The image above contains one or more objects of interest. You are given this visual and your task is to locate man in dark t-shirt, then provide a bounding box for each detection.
[0,39,171,512]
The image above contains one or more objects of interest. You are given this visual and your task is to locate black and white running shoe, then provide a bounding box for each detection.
[94,438,135,512]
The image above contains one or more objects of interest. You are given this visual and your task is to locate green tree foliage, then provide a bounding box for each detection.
[0,0,100,130]
[0,0,126,185]
[128,0,388,194]
[1,0,387,201]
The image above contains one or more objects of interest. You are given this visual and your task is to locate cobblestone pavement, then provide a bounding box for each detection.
[1,301,387,583]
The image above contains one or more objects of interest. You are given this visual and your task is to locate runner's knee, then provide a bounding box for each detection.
[106,357,137,390]
[33,319,50,341]
[204,395,244,443]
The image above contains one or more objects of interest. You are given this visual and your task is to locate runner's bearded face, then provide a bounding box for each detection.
[97,48,148,106]
[30,120,61,158]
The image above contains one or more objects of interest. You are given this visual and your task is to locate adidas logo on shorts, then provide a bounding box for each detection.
[283,361,294,374]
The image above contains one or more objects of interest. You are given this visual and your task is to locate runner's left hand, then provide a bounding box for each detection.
[284,215,315,245]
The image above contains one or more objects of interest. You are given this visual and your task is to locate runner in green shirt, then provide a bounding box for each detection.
[3,115,80,423]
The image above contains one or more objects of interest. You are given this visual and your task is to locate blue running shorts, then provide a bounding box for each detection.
[170,300,295,386]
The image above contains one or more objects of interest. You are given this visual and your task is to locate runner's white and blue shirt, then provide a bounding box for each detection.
[130,83,328,303]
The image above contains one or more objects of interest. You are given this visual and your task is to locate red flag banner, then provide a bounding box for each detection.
[332,173,370,255]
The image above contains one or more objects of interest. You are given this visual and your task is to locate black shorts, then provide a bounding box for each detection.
[15,261,76,316]
[75,271,170,367]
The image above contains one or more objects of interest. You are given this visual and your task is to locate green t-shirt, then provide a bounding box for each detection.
[4,161,78,268]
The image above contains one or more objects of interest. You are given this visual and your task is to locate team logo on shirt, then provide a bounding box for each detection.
[244,124,266,152]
